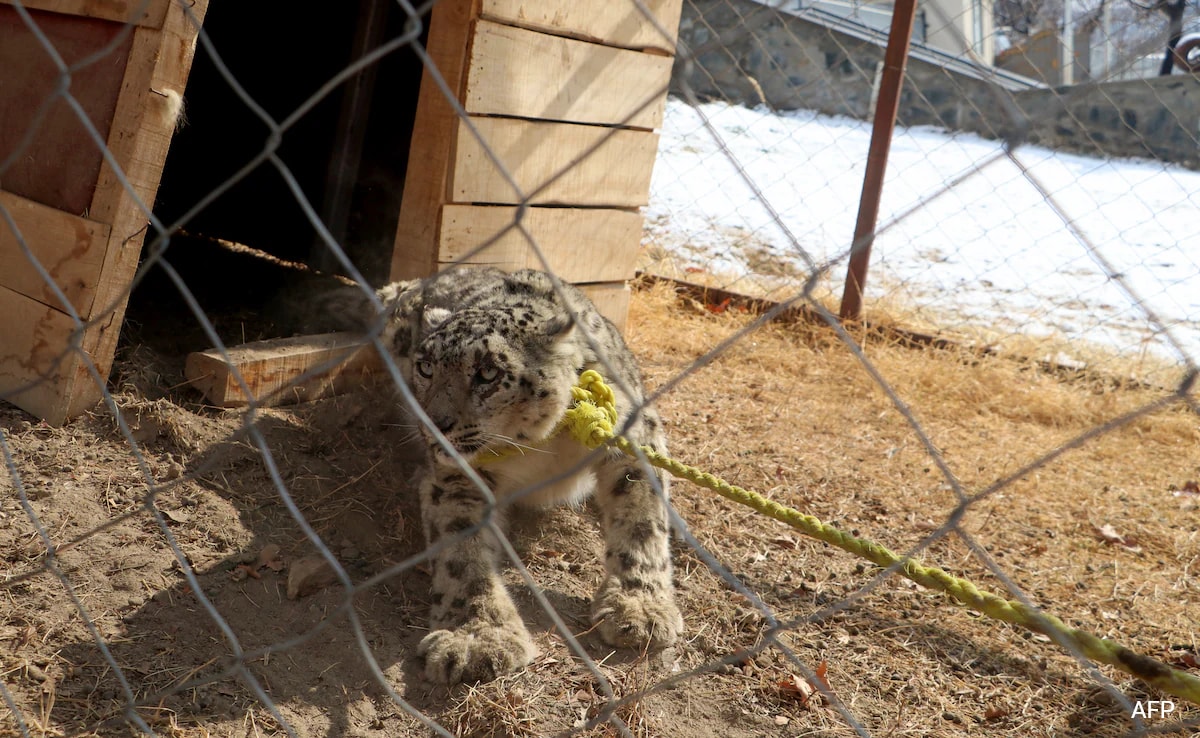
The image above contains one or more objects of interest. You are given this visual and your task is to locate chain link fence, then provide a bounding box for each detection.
[2,0,1199,736]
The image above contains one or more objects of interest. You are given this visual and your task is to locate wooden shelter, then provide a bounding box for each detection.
[0,0,683,424]
[0,0,210,424]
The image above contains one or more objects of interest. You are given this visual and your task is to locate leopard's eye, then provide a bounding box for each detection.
[415,360,434,379]
[476,365,500,383]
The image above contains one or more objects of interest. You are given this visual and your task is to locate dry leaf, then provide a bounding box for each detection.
[570,689,592,704]
[231,563,261,581]
[1167,650,1200,669]
[25,663,48,683]
[984,705,1008,720]
[811,660,830,692]
[778,662,828,707]
[1172,481,1199,497]
[163,508,190,524]
[706,297,732,314]
[1092,523,1141,552]
[777,673,816,705]
[257,543,284,572]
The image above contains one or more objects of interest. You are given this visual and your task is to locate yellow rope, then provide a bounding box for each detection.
[553,370,1200,705]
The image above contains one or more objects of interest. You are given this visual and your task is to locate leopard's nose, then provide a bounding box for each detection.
[432,416,455,433]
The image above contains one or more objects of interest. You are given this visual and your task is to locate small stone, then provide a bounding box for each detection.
[287,556,338,599]
[774,715,790,726]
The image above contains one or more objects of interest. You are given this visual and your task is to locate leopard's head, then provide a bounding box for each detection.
[409,307,580,465]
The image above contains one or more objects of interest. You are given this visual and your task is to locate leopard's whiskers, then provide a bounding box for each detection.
[380,422,422,445]
[483,432,551,457]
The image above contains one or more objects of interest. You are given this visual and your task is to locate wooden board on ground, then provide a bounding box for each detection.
[451,116,658,207]
[0,190,110,317]
[480,0,681,52]
[185,333,385,409]
[186,282,629,408]
[465,21,671,129]
[437,205,641,282]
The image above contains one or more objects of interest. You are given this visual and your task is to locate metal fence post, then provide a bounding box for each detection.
[839,0,918,321]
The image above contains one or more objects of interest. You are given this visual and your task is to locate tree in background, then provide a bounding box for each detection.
[994,0,1195,76]
[1126,0,1188,73]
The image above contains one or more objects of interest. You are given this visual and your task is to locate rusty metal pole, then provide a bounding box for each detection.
[839,0,919,322]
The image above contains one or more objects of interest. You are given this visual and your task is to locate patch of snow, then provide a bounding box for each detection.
[646,99,1200,368]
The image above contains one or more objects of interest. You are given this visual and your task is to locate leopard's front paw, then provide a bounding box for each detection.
[591,580,683,650]
[417,623,537,684]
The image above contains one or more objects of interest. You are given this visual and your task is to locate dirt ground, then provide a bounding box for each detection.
[2,282,1198,738]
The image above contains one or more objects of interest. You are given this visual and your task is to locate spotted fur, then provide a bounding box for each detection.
[349,268,681,684]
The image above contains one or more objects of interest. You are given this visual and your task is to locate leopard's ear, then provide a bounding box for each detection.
[375,279,415,306]
[299,284,378,333]
[422,307,452,332]
[541,313,575,340]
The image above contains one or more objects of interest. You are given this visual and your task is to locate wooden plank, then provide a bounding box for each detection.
[184,296,632,406]
[390,0,481,282]
[451,116,659,207]
[0,0,169,28]
[0,285,78,423]
[577,282,631,332]
[438,205,641,283]
[185,333,385,408]
[0,190,109,317]
[0,6,133,214]
[480,0,681,52]
[56,0,209,420]
[465,20,671,129]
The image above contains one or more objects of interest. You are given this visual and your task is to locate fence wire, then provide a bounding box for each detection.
[1,0,1198,736]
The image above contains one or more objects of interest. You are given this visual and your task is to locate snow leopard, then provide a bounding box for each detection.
[338,267,682,684]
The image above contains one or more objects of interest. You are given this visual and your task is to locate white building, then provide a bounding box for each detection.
[768,0,996,62]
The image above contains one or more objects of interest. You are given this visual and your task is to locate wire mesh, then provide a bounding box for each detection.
[1,0,1198,736]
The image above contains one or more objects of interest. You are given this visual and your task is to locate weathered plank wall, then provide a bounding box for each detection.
[391,0,682,330]
[0,0,209,423]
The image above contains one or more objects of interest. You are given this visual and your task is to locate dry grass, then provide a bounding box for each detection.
[623,281,1200,735]
[637,250,1190,391]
